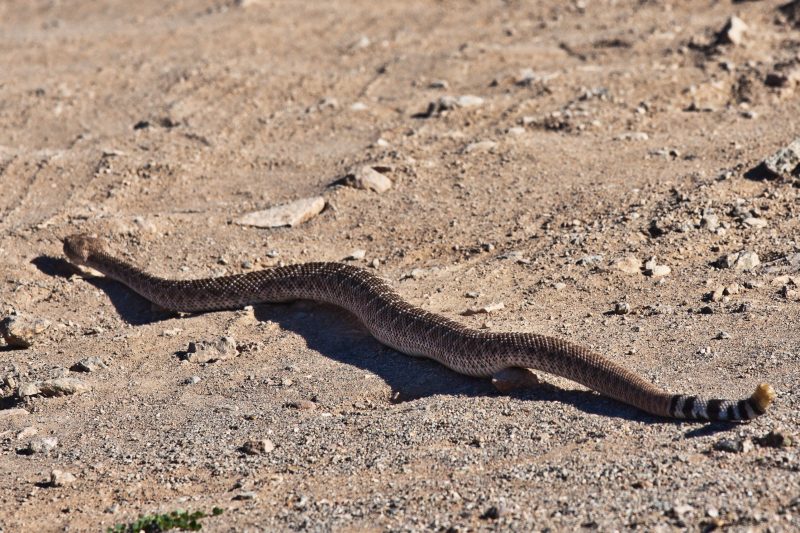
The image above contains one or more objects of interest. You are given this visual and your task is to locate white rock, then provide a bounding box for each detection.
[73,356,107,372]
[465,140,497,153]
[743,217,767,229]
[649,265,671,277]
[614,132,649,141]
[462,302,505,316]
[456,95,484,107]
[49,469,76,487]
[343,249,367,261]
[236,196,325,228]
[241,438,275,455]
[721,251,760,271]
[345,166,392,193]
[718,16,748,46]
[613,256,642,275]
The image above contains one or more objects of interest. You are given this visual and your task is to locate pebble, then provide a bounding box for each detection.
[350,102,367,111]
[464,291,480,299]
[716,331,731,340]
[233,491,258,501]
[288,400,317,411]
[343,166,393,193]
[72,356,107,373]
[507,126,525,136]
[553,282,567,291]
[717,16,747,46]
[743,217,767,229]
[161,328,183,337]
[186,336,238,363]
[614,132,649,141]
[456,95,485,107]
[241,438,275,455]
[49,469,76,487]
[343,249,366,261]
[0,313,51,349]
[761,137,800,179]
[184,376,201,385]
[462,302,505,316]
[719,251,760,271]
[16,426,38,440]
[614,302,631,315]
[613,255,642,275]
[464,140,497,153]
[713,438,753,453]
[235,196,326,228]
[648,265,671,278]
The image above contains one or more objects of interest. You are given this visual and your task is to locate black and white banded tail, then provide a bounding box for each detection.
[668,384,775,421]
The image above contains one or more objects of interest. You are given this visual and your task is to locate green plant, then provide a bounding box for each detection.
[108,507,224,533]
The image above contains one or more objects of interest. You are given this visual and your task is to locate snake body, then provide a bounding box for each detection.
[63,234,774,421]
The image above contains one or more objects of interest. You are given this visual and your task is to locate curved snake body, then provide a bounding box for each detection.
[63,234,775,421]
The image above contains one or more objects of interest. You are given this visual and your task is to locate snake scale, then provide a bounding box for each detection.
[63,234,775,421]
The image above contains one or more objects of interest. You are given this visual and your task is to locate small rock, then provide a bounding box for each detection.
[761,137,800,179]
[186,336,238,363]
[755,430,794,448]
[743,217,767,229]
[701,213,720,232]
[456,95,484,107]
[577,254,603,266]
[614,302,631,315]
[716,331,731,340]
[614,131,649,141]
[0,408,29,419]
[235,196,326,228]
[184,376,201,385]
[553,282,567,291]
[719,251,760,271]
[49,469,76,487]
[648,265,671,278]
[72,356,107,373]
[0,314,51,349]
[713,438,752,453]
[429,80,449,89]
[343,166,393,193]
[16,426,38,440]
[462,302,505,316]
[161,328,183,337]
[481,505,503,520]
[464,140,497,153]
[241,438,275,455]
[37,378,91,397]
[288,400,317,411]
[17,382,41,398]
[781,286,800,301]
[717,16,747,46]
[27,437,58,454]
[507,126,525,136]
[350,102,367,111]
[710,286,726,302]
[343,249,366,261]
[613,255,642,275]
[464,291,480,299]
[233,491,258,501]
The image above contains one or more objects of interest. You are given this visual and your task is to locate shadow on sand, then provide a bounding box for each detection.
[30,254,735,431]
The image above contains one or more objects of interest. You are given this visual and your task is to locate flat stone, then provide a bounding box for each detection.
[344,166,392,193]
[288,400,317,411]
[648,265,671,277]
[0,408,29,419]
[37,378,91,397]
[17,383,41,398]
[343,249,366,261]
[613,255,642,275]
[762,137,800,179]
[462,302,505,316]
[743,217,767,229]
[0,314,51,349]
[464,140,497,153]
[236,196,325,228]
[72,356,107,373]
[186,336,238,363]
[27,437,58,454]
[456,95,484,107]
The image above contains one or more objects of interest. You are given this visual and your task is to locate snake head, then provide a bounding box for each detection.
[62,234,104,266]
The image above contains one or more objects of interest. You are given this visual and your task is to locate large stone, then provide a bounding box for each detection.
[37,378,91,397]
[185,336,238,363]
[236,196,325,228]
[719,251,760,271]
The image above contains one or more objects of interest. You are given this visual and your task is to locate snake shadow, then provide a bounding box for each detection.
[32,255,725,428]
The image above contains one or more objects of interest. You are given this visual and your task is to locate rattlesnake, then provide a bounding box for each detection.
[63,234,775,421]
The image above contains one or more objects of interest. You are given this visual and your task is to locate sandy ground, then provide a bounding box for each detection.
[1,0,800,531]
